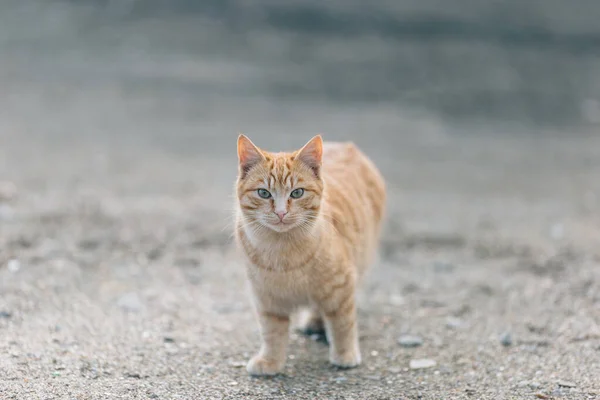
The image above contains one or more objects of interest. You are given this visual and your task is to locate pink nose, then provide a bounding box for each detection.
[275,211,287,221]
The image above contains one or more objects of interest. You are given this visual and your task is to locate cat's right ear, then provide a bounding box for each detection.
[237,134,265,179]
[296,135,323,177]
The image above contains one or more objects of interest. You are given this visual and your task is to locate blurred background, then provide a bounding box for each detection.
[1,1,599,398]
[3,0,600,139]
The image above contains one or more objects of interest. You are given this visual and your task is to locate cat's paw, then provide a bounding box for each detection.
[330,350,361,369]
[246,356,284,376]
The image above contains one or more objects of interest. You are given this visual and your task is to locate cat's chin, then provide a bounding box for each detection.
[265,222,297,233]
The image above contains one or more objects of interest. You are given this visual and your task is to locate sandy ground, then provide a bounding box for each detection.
[2,109,600,399]
[1,1,600,399]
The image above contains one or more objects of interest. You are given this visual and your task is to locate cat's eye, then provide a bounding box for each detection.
[290,188,304,199]
[257,189,272,199]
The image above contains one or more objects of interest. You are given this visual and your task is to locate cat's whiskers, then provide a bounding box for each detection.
[229,215,265,240]
[221,202,248,233]
[294,219,319,240]
[303,213,339,236]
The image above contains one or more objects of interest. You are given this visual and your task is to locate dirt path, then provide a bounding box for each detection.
[1,2,600,398]
[2,110,600,399]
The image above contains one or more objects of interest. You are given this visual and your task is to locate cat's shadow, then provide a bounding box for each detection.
[296,327,329,345]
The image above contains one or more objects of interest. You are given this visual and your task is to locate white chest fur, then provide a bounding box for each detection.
[246,266,311,314]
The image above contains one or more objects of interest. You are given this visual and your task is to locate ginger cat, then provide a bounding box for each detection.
[234,134,386,376]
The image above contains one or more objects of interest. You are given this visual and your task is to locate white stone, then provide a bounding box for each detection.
[410,359,437,369]
[7,259,21,273]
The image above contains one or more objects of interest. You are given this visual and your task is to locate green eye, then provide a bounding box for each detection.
[290,188,304,199]
[257,189,272,199]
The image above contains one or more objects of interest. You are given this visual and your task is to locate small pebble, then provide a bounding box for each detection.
[446,317,463,329]
[398,335,424,348]
[332,376,347,383]
[557,380,576,388]
[229,381,238,386]
[410,359,437,370]
[529,382,542,389]
[7,259,21,273]
[163,337,175,343]
[499,331,512,346]
[518,380,541,389]
[0,311,11,318]
[229,361,245,368]
[535,393,550,399]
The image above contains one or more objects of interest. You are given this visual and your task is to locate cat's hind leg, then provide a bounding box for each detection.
[323,297,361,369]
[316,273,361,368]
[296,307,325,336]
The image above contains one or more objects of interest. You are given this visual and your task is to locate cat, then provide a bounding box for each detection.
[234,134,386,376]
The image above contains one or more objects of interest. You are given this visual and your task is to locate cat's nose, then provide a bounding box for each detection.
[275,211,288,221]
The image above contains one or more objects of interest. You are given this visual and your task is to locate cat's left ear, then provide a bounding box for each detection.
[296,135,323,177]
[238,134,265,179]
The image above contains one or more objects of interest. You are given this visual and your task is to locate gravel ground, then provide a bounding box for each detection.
[2,118,600,399]
[1,1,600,399]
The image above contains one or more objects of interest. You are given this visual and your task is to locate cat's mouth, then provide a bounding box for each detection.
[266,217,292,226]
[265,219,297,232]
[272,221,292,229]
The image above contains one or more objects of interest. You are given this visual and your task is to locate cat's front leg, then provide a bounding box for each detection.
[247,311,290,376]
[322,295,361,368]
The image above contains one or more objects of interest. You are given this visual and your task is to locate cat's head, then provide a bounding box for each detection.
[236,135,324,233]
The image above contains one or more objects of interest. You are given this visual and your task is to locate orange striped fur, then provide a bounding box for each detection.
[234,134,386,375]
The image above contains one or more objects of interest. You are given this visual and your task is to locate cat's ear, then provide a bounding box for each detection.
[238,134,265,179]
[296,135,323,177]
